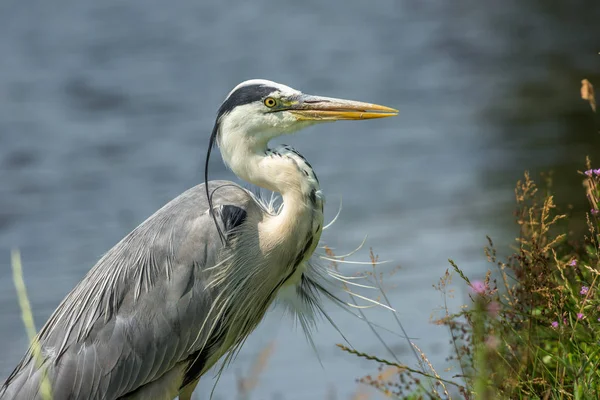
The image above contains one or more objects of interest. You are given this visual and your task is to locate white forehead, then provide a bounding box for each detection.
[226,79,301,98]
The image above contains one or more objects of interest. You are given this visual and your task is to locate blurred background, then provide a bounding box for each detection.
[1,0,599,398]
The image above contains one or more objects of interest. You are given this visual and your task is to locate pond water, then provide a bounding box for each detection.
[1,0,599,398]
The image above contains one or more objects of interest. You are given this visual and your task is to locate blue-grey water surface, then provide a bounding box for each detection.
[1,0,599,398]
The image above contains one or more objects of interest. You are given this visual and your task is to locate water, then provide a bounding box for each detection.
[1,0,599,398]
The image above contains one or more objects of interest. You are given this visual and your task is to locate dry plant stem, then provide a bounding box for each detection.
[336,344,465,391]
[581,79,596,112]
[326,246,425,372]
[411,342,450,398]
[326,248,399,360]
[236,341,275,400]
[328,246,444,397]
[368,248,427,375]
[11,249,52,400]
[446,262,471,381]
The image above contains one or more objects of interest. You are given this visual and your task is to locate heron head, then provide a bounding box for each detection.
[213,79,398,148]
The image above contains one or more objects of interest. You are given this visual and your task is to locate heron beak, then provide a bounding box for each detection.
[287,94,398,121]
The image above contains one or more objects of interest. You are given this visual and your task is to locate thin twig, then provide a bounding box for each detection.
[336,344,465,390]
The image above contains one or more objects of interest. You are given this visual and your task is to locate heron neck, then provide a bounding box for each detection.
[222,140,323,280]
[257,145,323,258]
[222,138,319,199]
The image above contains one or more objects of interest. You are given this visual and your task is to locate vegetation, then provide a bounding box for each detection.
[342,79,599,399]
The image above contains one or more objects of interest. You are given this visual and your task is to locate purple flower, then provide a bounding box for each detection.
[581,286,589,295]
[569,259,577,267]
[577,313,584,320]
[594,169,600,176]
[469,280,486,295]
[585,169,594,177]
[551,321,559,328]
[592,209,600,216]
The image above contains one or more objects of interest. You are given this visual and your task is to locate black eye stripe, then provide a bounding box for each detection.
[217,84,278,118]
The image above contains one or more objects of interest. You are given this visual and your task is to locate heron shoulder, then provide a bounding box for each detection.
[176,180,265,229]
[148,180,262,228]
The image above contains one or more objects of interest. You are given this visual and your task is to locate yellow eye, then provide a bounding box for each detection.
[264,97,277,108]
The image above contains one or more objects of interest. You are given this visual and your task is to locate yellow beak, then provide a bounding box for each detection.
[287,94,398,121]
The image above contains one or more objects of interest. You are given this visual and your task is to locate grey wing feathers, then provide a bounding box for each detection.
[1,181,257,400]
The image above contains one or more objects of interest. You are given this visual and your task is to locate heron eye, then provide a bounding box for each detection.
[264,97,277,108]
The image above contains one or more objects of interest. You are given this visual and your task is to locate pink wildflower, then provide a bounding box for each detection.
[469,280,486,295]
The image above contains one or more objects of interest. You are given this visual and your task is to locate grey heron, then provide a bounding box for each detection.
[1,79,397,400]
